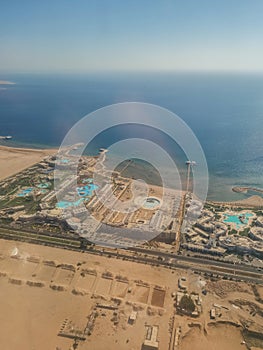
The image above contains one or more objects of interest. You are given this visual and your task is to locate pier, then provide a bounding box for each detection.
[0,135,12,140]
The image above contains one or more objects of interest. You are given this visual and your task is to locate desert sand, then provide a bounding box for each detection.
[0,240,173,350]
[180,324,244,350]
[0,145,55,180]
[0,239,259,350]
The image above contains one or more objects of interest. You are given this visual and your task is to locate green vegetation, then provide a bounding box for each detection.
[6,197,28,207]
[0,199,11,209]
[0,228,80,248]
[32,223,61,234]
[0,184,18,196]
[251,219,257,227]
[1,194,41,214]
[0,217,13,224]
[27,201,41,214]
[239,227,250,237]
[235,207,243,212]
[20,180,32,187]
[49,180,54,190]
[179,295,195,313]
[228,228,238,235]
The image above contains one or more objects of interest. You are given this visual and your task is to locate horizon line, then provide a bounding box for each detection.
[1,68,263,76]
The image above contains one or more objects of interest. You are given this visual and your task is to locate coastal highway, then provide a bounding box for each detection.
[0,225,262,284]
[129,246,262,275]
[127,246,263,283]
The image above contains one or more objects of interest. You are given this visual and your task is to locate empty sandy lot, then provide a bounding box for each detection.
[179,324,245,350]
[0,145,55,180]
[0,239,260,350]
[0,240,174,350]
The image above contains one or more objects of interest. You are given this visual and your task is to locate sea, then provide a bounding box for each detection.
[0,71,262,202]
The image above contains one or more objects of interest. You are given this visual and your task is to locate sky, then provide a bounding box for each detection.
[1,0,263,73]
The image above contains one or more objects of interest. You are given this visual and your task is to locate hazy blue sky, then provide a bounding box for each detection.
[1,0,263,72]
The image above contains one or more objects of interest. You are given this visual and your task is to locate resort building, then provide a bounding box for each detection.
[256,216,263,227]
[219,235,263,258]
[249,227,263,242]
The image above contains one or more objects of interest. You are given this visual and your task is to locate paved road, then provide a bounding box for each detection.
[0,226,262,284]
[130,246,263,275]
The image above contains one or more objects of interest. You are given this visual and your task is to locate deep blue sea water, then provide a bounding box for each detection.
[0,72,262,201]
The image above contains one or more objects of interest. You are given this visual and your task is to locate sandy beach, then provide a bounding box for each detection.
[0,144,262,209]
[209,195,263,208]
[0,145,56,181]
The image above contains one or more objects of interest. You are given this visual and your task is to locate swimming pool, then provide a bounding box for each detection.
[56,198,84,209]
[223,213,253,229]
[59,159,70,164]
[37,182,50,189]
[77,183,98,197]
[142,197,161,210]
[56,179,98,209]
[17,188,33,197]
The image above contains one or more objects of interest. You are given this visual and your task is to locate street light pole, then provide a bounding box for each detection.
[185,160,196,194]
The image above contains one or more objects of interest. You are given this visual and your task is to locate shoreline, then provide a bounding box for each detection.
[208,195,263,208]
[0,144,262,207]
[0,144,57,153]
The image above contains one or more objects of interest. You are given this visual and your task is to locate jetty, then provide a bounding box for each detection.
[0,135,12,140]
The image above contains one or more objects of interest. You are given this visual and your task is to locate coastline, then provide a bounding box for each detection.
[0,144,262,207]
[208,195,263,208]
